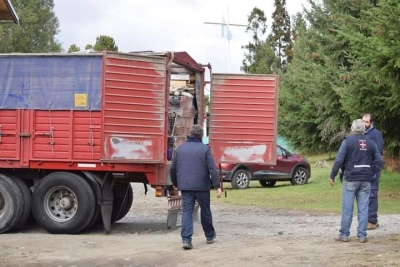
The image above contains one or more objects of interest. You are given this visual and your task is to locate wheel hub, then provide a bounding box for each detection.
[59,195,75,211]
[44,187,78,222]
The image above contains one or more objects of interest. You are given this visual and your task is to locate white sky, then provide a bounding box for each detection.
[53,0,308,74]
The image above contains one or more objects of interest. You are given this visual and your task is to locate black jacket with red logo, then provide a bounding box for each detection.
[330,134,382,182]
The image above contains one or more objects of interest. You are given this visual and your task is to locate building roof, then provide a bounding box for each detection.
[0,0,19,24]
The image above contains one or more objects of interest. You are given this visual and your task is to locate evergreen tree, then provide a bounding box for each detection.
[241,7,278,74]
[0,0,62,53]
[291,12,306,42]
[268,0,293,70]
[334,0,400,157]
[278,0,352,153]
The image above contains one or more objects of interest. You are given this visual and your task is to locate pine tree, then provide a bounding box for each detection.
[268,0,293,70]
[334,0,400,157]
[241,7,278,74]
[278,0,353,153]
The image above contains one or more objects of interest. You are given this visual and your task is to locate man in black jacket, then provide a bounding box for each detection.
[362,113,384,230]
[170,124,221,250]
[329,119,382,243]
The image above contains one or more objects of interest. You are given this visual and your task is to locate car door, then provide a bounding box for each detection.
[267,146,293,178]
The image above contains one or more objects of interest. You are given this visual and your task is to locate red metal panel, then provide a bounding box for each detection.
[102,52,168,162]
[0,110,20,165]
[209,74,279,164]
[31,110,103,161]
[32,110,72,160]
[72,111,102,160]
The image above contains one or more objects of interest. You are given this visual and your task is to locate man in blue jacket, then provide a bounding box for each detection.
[362,113,384,230]
[329,119,382,243]
[170,124,222,250]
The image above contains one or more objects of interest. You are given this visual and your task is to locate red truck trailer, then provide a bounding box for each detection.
[0,51,279,234]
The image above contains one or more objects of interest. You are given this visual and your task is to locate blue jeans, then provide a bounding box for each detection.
[340,180,371,238]
[368,170,381,224]
[181,190,215,243]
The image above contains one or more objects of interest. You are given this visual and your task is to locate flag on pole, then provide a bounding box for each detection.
[221,17,232,41]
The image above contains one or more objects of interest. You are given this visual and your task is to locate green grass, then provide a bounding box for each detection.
[219,158,400,215]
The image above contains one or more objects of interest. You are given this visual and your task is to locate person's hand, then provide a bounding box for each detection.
[216,188,222,198]
[329,178,335,186]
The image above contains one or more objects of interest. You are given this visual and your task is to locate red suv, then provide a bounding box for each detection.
[218,145,311,189]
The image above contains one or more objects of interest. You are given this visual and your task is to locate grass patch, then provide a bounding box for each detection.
[219,159,400,214]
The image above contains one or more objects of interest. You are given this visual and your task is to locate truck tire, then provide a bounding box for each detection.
[10,175,32,230]
[111,182,133,223]
[81,174,102,231]
[231,169,251,189]
[32,172,96,234]
[0,174,24,233]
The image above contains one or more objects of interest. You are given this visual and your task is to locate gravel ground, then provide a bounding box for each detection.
[0,183,399,267]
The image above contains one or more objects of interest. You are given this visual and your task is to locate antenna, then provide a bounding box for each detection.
[204,8,247,72]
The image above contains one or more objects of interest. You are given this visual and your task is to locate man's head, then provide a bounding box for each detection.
[362,113,374,130]
[351,119,366,134]
[189,124,204,139]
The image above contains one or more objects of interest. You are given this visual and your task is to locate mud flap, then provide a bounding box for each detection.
[167,196,199,229]
[100,173,114,234]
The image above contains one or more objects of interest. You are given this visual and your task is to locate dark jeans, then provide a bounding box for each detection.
[181,190,215,243]
[368,170,381,224]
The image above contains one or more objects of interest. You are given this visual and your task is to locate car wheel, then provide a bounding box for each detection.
[231,169,251,189]
[290,167,310,185]
[259,180,276,187]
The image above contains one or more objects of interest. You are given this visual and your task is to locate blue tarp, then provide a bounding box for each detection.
[0,55,102,110]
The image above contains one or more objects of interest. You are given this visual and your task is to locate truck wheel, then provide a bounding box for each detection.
[32,172,96,234]
[290,167,310,185]
[81,175,102,231]
[0,174,24,233]
[10,175,32,230]
[259,180,276,187]
[112,182,133,223]
[231,169,251,189]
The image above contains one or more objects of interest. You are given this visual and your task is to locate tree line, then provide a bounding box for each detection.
[1,0,399,159]
[242,0,400,159]
[0,0,118,53]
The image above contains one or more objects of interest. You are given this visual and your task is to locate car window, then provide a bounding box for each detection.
[276,146,283,156]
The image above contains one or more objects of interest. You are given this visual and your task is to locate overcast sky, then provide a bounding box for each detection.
[53,0,308,74]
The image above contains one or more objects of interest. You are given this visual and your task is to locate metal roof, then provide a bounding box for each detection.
[0,0,19,24]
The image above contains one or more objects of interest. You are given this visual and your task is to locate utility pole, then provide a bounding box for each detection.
[204,10,247,72]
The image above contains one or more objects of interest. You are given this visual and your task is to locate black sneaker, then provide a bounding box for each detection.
[206,232,217,244]
[182,241,193,250]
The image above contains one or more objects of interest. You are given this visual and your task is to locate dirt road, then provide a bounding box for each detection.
[1,184,399,267]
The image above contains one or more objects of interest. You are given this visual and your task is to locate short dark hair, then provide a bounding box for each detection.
[363,113,375,123]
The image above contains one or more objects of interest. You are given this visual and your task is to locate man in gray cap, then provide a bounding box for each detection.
[329,119,382,243]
